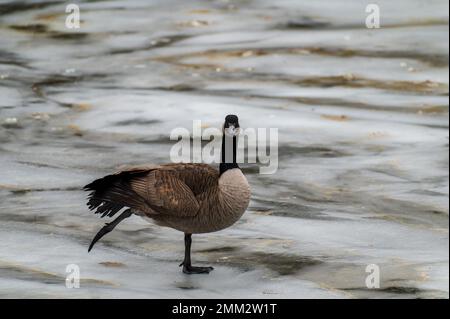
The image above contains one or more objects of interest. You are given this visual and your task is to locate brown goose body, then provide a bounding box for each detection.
[86,163,250,234]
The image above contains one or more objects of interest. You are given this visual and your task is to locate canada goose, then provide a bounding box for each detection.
[84,115,251,274]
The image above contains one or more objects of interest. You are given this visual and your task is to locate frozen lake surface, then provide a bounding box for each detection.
[0,0,448,298]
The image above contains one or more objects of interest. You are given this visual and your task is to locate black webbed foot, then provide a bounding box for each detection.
[88,209,132,252]
[180,233,214,274]
[181,264,214,274]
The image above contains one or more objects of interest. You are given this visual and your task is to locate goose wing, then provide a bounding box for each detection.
[157,163,219,195]
[84,163,219,218]
[130,163,219,216]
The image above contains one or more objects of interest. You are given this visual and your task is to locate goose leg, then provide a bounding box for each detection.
[179,233,214,274]
[88,209,133,252]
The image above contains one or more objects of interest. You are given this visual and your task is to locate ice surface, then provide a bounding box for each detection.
[0,0,448,298]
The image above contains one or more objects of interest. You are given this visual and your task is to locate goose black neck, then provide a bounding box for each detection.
[220,134,239,175]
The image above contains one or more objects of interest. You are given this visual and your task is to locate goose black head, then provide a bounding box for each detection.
[223,114,240,137]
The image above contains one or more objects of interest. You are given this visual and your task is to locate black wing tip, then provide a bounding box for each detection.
[84,172,144,217]
[83,170,147,192]
[83,176,111,213]
[83,178,103,192]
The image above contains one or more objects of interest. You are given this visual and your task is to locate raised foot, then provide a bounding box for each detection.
[182,265,214,275]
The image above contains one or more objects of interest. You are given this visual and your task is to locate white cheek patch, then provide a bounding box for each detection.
[225,126,234,136]
[225,126,240,136]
